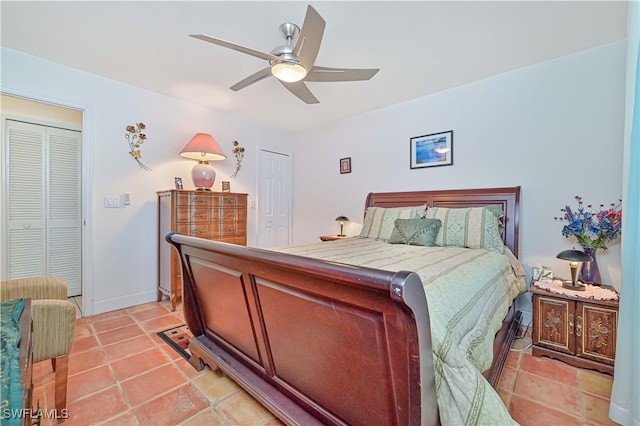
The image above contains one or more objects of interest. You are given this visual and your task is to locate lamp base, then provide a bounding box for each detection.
[561,280,586,291]
[191,161,216,191]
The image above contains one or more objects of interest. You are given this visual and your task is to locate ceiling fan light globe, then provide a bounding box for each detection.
[271,62,307,83]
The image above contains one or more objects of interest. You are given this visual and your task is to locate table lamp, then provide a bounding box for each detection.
[335,215,349,237]
[556,249,593,291]
[179,133,226,190]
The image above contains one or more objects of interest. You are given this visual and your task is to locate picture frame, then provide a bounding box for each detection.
[410,130,453,169]
[174,177,183,190]
[533,265,554,282]
[221,181,231,192]
[340,157,351,174]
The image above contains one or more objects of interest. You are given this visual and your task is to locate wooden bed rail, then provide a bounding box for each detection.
[167,233,439,425]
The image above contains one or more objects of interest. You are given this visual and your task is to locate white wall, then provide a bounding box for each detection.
[1,41,626,321]
[1,47,294,315]
[291,41,626,322]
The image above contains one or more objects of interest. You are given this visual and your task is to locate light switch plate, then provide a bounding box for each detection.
[105,196,120,208]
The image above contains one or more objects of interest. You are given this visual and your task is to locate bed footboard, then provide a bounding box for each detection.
[167,233,439,426]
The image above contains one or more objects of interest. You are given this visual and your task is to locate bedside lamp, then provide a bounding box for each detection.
[179,133,227,190]
[556,249,593,291]
[335,215,349,237]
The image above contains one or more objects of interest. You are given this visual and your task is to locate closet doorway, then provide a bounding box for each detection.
[1,95,84,298]
[257,149,292,248]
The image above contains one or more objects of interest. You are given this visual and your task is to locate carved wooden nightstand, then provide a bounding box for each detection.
[530,279,619,375]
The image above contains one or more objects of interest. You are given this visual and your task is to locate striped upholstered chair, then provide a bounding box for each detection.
[0,277,76,413]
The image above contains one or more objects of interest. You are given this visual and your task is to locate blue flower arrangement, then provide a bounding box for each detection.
[556,196,622,250]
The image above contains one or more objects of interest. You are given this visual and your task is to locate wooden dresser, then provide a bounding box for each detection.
[157,190,248,310]
[530,279,618,375]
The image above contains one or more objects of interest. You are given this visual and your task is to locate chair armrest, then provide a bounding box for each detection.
[31,300,77,363]
[0,277,68,301]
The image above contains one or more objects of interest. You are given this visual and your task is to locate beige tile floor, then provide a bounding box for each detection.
[30,301,617,425]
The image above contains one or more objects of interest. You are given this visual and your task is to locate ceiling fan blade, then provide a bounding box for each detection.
[305,66,380,82]
[190,34,280,62]
[293,5,326,70]
[230,67,273,91]
[280,80,319,104]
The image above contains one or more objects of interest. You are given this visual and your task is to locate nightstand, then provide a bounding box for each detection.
[319,235,348,241]
[530,279,619,375]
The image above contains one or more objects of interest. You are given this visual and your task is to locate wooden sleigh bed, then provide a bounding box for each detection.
[166,186,522,425]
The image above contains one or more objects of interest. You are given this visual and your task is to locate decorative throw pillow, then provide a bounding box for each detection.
[359,205,426,241]
[387,218,442,246]
[425,205,505,253]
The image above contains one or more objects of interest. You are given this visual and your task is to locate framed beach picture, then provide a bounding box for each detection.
[410,130,453,169]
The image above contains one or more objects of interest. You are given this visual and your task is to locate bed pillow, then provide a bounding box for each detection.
[359,205,426,241]
[387,218,442,246]
[425,206,505,253]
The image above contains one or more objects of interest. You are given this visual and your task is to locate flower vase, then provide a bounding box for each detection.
[580,247,601,285]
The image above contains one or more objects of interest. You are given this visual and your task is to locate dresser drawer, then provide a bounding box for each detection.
[176,206,213,223]
[210,222,246,238]
[214,207,247,221]
[175,223,213,238]
[219,194,248,207]
[191,193,213,207]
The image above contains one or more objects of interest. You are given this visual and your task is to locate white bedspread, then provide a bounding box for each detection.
[277,237,526,425]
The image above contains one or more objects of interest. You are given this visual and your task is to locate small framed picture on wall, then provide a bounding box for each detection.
[410,130,453,169]
[340,157,352,174]
[174,177,183,190]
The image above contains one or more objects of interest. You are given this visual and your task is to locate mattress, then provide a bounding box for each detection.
[277,237,527,425]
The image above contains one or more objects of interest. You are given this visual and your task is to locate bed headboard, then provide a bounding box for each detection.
[364,186,521,257]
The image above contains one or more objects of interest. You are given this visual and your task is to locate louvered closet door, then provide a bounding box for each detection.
[48,127,82,296]
[7,121,47,277]
[6,120,82,296]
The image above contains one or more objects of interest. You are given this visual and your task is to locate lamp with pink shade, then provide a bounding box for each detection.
[179,133,227,190]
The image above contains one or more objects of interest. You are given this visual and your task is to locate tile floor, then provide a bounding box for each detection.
[30,301,618,425]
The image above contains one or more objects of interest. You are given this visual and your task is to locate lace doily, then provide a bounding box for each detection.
[533,279,619,301]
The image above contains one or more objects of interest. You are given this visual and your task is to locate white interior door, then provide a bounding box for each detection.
[4,120,82,296]
[257,149,291,248]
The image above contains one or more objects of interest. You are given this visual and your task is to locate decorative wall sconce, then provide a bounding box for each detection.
[125,122,151,171]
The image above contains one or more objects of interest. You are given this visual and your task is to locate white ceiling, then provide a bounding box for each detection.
[1,1,628,132]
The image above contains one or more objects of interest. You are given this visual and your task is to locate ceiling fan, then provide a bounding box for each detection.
[190,5,379,104]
